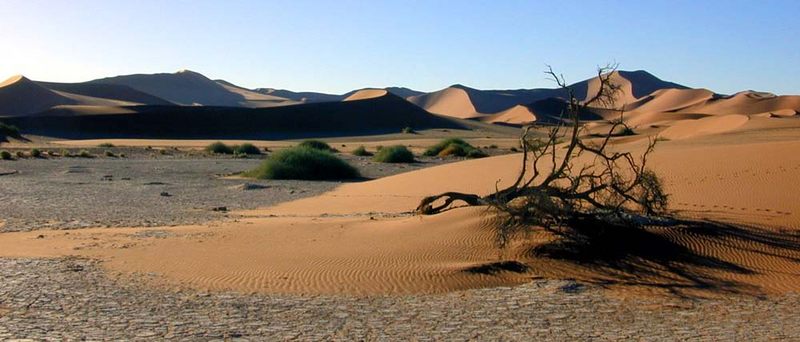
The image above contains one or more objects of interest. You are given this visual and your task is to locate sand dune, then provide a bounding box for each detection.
[583,70,689,109]
[215,80,301,107]
[3,91,476,139]
[89,70,260,107]
[37,81,174,105]
[342,88,388,101]
[255,88,342,103]
[481,105,537,125]
[659,114,749,140]
[0,75,76,116]
[406,70,688,120]
[407,86,480,118]
[677,91,800,116]
[626,88,717,113]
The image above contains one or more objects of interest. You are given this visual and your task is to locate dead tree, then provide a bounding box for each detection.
[416,65,668,243]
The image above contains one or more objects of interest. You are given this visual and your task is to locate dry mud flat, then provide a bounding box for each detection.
[0,154,446,232]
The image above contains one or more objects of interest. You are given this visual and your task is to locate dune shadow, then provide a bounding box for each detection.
[521,216,800,298]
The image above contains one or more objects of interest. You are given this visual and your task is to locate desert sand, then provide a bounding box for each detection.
[2,117,799,297]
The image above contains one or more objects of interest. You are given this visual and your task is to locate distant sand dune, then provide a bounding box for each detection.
[0,75,76,116]
[342,89,389,101]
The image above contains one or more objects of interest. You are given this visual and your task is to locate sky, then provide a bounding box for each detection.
[0,0,797,95]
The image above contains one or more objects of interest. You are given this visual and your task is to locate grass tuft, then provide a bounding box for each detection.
[372,145,415,163]
[234,143,261,155]
[205,142,234,154]
[243,147,359,180]
[352,146,372,156]
[297,140,333,151]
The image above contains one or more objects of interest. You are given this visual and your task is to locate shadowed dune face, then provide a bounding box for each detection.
[36,81,175,106]
[0,75,76,116]
[88,70,272,107]
[2,92,475,139]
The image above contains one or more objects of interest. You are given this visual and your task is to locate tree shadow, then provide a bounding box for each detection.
[521,216,800,298]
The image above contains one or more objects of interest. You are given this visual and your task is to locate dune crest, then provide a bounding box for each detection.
[0,75,76,116]
[342,88,389,101]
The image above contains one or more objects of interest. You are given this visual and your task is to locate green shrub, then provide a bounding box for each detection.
[233,143,261,155]
[97,143,115,148]
[205,141,234,154]
[244,147,359,180]
[297,140,333,151]
[78,150,93,158]
[489,144,499,149]
[15,151,24,158]
[0,150,11,160]
[437,144,468,157]
[30,149,41,158]
[423,138,475,157]
[352,146,372,156]
[119,153,127,158]
[401,126,415,134]
[510,147,519,152]
[373,145,415,163]
[466,149,488,159]
[0,122,20,138]
[104,150,116,157]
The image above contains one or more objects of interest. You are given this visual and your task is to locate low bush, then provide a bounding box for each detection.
[401,126,415,134]
[0,122,20,138]
[243,147,359,180]
[97,143,115,148]
[298,140,333,151]
[104,150,116,157]
[78,150,93,158]
[373,145,415,163]
[352,146,372,156]
[30,149,42,158]
[437,144,468,157]
[423,138,476,157]
[466,149,488,159]
[234,143,261,155]
[205,142,234,154]
[0,150,12,160]
[15,151,24,158]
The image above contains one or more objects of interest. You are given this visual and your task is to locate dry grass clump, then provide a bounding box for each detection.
[372,145,414,163]
[244,146,359,180]
[352,146,372,156]
[424,138,487,158]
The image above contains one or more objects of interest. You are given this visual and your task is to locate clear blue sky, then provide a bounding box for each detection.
[1,0,797,94]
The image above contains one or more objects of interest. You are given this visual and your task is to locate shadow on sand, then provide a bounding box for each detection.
[521,216,800,298]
